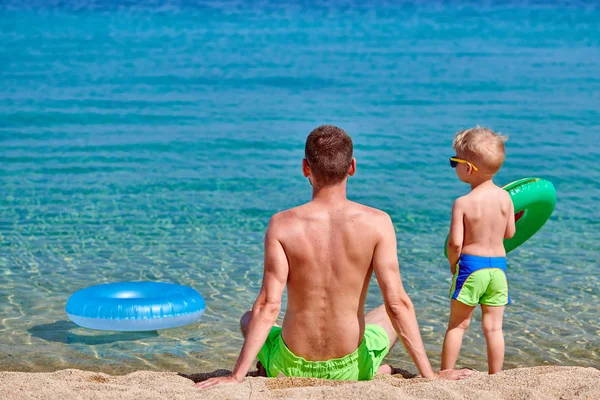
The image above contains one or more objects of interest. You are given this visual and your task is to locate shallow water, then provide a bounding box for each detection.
[0,1,599,374]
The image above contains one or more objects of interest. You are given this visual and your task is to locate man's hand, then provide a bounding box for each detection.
[435,368,476,380]
[204,216,288,387]
[372,213,437,379]
[450,262,457,275]
[194,376,242,389]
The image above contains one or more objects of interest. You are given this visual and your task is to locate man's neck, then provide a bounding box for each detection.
[311,180,348,204]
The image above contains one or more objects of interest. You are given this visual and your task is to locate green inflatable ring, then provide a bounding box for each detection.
[444,177,556,255]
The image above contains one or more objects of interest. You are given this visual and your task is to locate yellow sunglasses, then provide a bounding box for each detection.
[449,157,479,172]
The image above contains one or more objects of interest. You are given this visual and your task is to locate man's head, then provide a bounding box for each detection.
[304,125,355,186]
[451,126,507,181]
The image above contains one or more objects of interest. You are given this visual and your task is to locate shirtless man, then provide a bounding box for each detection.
[197,125,470,388]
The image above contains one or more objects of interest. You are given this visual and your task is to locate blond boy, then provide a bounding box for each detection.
[441,126,516,374]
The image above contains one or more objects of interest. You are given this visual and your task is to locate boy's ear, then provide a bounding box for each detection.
[348,158,356,177]
[302,158,310,177]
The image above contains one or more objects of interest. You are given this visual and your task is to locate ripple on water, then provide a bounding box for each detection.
[1,1,599,373]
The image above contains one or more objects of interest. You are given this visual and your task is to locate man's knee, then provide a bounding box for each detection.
[240,311,252,337]
[366,304,398,349]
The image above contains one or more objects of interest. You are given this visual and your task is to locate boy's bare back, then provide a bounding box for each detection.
[455,182,514,257]
[270,199,390,361]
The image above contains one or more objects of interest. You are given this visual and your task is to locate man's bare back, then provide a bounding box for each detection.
[457,182,515,257]
[196,125,472,388]
[273,199,388,360]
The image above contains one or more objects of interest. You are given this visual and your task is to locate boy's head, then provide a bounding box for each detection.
[452,126,507,179]
[304,125,355,186]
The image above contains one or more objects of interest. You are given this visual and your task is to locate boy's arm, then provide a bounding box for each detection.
[505,196,516,239]
[196,218,289,388]
[372,213,436,379]
[446,199,464,274]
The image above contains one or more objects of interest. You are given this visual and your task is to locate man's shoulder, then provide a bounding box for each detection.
[270,202,391,225]
[270,208,298,222]
[347,201,392,223]
[268,207,304,233]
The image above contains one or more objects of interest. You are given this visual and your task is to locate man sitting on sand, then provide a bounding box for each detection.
[197,125,470,388]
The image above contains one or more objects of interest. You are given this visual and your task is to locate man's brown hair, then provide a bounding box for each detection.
[305,125,353,185]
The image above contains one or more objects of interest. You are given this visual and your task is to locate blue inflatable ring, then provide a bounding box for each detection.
[66,282,206,331]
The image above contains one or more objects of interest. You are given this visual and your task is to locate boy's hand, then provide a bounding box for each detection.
[450,262,457,275]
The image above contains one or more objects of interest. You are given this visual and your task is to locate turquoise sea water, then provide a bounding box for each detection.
[1,1,598,374]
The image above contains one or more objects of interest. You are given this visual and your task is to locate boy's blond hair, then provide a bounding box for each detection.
[452,126,508,174]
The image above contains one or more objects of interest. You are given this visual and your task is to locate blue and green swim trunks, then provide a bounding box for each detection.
[257,324,391,380]
[450,254,510,307]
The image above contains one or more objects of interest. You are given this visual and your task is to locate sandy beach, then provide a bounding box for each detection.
[1,366,598,399]
[2,3,599,400]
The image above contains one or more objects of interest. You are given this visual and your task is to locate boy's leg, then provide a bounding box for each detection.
[481,305,504,374]
[441,300,475,370]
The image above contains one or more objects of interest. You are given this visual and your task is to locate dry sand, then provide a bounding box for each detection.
[1,366,598,399]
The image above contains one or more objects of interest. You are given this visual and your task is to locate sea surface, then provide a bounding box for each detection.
[1,1,598,374]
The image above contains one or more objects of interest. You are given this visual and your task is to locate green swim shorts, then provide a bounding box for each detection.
[257,324,391,380]
[449,254,510,307]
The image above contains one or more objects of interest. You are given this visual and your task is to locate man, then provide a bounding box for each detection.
[197,125,470,388]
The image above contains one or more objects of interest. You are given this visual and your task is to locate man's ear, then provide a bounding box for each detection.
[302,158,310,177]
[348,158,356,177]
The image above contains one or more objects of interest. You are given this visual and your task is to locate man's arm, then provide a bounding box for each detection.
[447,199,464,274]
[372,213,436,379]
[196,217,289,388]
